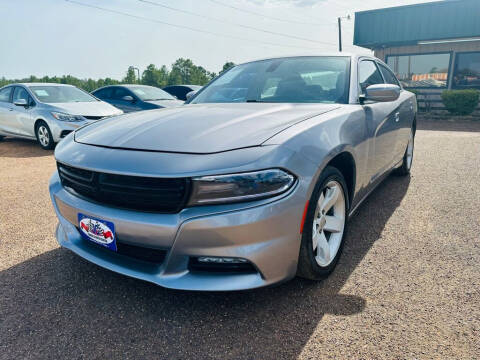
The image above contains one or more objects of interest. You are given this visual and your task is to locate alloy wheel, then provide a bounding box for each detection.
[312,180,346,267]
[38,126,50,147]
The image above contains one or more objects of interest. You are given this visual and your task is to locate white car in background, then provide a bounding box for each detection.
[0,83,122,149]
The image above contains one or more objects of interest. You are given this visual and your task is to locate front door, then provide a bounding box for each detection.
[359,60,401,183]
[110,87,142,113]
[378,62,413,163]
[11,87,34,137]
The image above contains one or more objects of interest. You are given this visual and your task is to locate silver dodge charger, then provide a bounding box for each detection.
[49,54,416,291]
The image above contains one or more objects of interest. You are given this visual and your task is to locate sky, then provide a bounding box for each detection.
[0,0,438,80]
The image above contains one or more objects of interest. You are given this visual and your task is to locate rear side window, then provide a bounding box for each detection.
[378,63,400,86]
[359,60,384,93]
[164,86,187,99]
[94,88,113,99]
[0,87,12,102]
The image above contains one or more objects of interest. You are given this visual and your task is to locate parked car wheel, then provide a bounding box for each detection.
[297,166,349,280]
[35,121,55,150]
[395,128,415,176]
[0,135,4,141]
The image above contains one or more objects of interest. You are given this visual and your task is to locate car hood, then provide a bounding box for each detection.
[49,101,123,116]
[145,99,184,108]
[75,103,340,154]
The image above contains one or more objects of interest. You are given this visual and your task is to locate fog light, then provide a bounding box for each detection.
[197,256,248,264]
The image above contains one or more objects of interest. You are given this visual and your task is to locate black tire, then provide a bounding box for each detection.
[0,135,4,141]
[297,166,349,280]
[394,128,415,176]
[35,121,55,150]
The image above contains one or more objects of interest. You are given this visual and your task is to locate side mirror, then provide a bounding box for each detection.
[186,90,197,101]
[14,98,28,107]
[122,95,135,102]
[363,84,400,102]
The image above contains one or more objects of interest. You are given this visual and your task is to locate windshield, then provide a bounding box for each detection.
[191,56,350,104]
[129,86,175,101]
[29,85,97,103]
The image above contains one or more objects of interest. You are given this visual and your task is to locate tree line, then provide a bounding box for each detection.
[0,59,236,92]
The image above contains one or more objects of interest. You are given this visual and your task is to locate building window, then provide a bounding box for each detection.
[386,53,451,88]
[452,52,480,89]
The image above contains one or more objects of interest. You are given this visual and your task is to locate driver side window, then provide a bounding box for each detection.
[113,88,133,101]
[359,60,384,93]
[13,87,34,107]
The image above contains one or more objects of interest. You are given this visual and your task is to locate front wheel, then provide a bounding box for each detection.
[395,129,414,176]
[297,166,349,280]
[35,121,55,150]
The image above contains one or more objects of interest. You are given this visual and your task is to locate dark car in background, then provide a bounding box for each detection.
[163,84,202,101]
[92,85,183,113]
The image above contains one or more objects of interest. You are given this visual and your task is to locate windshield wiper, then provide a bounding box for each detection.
[144,98,173,101]
[246,99,267,103]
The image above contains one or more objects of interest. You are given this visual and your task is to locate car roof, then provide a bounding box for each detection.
[121,84,151,87]
[238,53,376,66]
[14,83,76,87]
[164,84,201,88]
[93,84,157,91]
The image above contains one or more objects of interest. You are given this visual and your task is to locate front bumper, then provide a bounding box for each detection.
[50,120,96,143]
[49,171,305,291]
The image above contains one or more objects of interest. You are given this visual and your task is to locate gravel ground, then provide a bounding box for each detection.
[0,120,479,359]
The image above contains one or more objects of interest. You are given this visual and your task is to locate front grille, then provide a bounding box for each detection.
[80,235,167,263]
[83,115,105,120]
[58,162,191,213]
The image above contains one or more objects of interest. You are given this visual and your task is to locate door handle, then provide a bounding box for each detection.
[394,112,400,122]
[9,108,13,111]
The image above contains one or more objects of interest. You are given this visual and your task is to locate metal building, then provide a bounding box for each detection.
[354,0,480,111]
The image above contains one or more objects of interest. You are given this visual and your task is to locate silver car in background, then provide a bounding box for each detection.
[0,83,123,149]
[49,54,416,291]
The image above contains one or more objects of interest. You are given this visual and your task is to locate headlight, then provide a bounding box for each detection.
[51,112,84,122]
[188,169,296,206]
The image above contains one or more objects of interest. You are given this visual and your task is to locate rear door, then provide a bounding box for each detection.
[11,86,35,137]
[359,59,400,182]
[0,86,14,134]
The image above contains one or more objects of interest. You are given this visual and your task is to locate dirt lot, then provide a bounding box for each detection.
[0,120,479,360]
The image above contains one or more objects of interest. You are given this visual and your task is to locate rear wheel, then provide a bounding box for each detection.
[395,128,414,176]
[35,121,55,150]
[297,166,349,280]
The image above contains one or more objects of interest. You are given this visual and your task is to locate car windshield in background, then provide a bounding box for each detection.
[29,86,96,103]
[129,86,175,101]
[191,56,350,104]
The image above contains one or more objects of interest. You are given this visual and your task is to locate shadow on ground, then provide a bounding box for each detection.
[0,175,410,359]
[417,118,480,132]
[0,137,53,158]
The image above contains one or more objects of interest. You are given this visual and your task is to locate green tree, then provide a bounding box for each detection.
[0,57,223,91]
[141,64,168,87]
[168,58,214,86]
[123,66,137,84]
[221,61,235,73]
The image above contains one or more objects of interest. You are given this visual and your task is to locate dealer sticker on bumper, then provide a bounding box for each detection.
[78,213,117,251]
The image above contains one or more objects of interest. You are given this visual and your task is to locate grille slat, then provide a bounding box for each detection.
[98,182,185,193]
[82,115,105,120]
[58,162,190,213]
